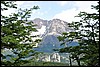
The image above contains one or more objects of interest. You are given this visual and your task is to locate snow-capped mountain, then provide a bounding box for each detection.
[31,18,74,37]
[31,18,78,53]
[2,18,78,64]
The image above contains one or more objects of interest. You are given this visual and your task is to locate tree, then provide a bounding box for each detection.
[1,1,40,66]
[58,2,99,66]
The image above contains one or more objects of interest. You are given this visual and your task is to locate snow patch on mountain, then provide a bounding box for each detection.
[31,25,46,36]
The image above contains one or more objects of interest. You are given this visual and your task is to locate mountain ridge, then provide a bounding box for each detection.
[32,18,74,36]
[31,18,78,53]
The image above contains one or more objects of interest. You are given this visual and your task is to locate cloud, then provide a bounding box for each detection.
[53,8,80,23]
[37,11,44,15]
[56,1,69,6]
[1,8,17,16]
[15,1,38,7]
[1,1,25,16]
[75,1,98,10]
[15,1,25,6]
[53,1,98,23]
[1,1,39,17]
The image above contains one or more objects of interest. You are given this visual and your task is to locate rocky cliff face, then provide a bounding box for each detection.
[33,18,48,29]
[32,18,74,36]
[38,52,60,62]
[31,18,77,53]
[47,19,72,35]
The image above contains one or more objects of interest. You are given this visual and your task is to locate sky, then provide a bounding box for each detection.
[1,1,99,48]
[1,1,98,23]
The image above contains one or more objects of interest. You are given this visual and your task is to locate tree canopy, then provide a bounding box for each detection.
[57,2,99,66]
[1,1,40,66]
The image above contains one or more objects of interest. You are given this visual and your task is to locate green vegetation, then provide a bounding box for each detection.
[57,2,99,66]
[1,1,99,66]
[1,1,40,66]
[21,61,69,66]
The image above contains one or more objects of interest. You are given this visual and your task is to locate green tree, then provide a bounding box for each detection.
[1,1,40,66]
[58,2,99,66]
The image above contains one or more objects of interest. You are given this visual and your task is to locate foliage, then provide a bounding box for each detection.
[57,2,99,66]
[21,61,69,66]
[1,1,40,66]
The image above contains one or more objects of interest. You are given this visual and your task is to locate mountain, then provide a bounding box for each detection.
[34,35,62,53]
[33,18,48,29]
[47,19,73,35]
[32,18,74,36]
[2,18,78,64]
[31,18,78,53]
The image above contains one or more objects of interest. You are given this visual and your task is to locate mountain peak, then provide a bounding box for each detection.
[32,18,74,36]
[32,18,77,53]
[34,18,42,20]
[52,18,61,20]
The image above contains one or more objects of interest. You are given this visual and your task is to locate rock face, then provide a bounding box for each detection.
[32,18,79,64]
[39,54,50,62]
[37,52,78,65]
[32,18,74,36]
[48,19,73,35]
[32,18,78,53]
[38,52,60,62]
[50,52,60,62]
[33,18,48,29]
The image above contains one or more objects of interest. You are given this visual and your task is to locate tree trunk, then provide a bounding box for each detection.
[76,57,80,66]
[69,55,72,66]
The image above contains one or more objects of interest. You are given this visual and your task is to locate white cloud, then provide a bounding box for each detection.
[37,11,44,16]
[1,1,38,17]
[53,8,79,23]
[15,1,25,6]
[1,8,17,16]
[75,1,98,10]
[1,1,24,16]
[56,1,69,6]
[53,1,98,23]
[15,1,38,7]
